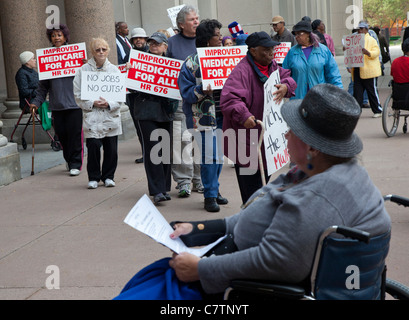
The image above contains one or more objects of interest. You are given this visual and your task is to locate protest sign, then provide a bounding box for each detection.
[81,71,126,103]
[273,42,291,64]
[126,50,183,100]
[37,43,87,80]
[167,4,186,29]
[262,70,290,176]
[197,45,247,90]
[343,34,365,68]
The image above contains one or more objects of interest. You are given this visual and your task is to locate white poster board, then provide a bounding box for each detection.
[197,45,247,90]
[36,43,87,80]
[81,71,126,102]
[262,70,290,176]
[167,5,186,29]
[126,50,183,100]
[343,34,365,68]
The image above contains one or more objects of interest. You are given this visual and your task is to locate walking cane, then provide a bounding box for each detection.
[256,120,266,187]
[30,103,36,176]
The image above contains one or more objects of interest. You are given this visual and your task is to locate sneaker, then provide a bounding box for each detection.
[178,184,191,198]
[164,193,171,201]
[204,198,220,212]
[192,182,204,193]
[88,181,98,189]
[373,113,382,118]
[70,169,81,176]
[104,179,116,188]
[154,193,167,204]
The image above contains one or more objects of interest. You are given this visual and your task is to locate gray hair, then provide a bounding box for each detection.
[176,5,199,32]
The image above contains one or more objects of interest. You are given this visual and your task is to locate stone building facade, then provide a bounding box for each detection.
[0,0,362,185]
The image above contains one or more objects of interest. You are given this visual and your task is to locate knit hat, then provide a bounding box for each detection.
[235,34,249,46]
[228,21,244,39]
[19,51,35,65]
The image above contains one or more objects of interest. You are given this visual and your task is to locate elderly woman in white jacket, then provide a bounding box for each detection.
[74,38,123,189]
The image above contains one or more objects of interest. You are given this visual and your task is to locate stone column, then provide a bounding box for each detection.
[64,0,136,140]
[0,0,48,120]
[0,0,49,184]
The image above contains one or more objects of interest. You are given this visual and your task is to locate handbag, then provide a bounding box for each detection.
[38,101,52,131]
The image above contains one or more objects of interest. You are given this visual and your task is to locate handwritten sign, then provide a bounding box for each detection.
[81,71,126,102]
[37,43,87,80]
[263,70,290,175]
[273,42,291,64]
[343,34,365,68]
[197,45,247,90]
[126,50,183,100]
[167,5,186,29]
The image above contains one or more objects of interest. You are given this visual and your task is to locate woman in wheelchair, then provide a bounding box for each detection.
[390,38,409,85]
[168,84,391,296]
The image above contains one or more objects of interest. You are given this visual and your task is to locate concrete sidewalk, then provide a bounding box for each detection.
[0,45,408,300]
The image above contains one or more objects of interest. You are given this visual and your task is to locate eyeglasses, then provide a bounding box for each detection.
[95,48,108,53]
[294,32,306,37]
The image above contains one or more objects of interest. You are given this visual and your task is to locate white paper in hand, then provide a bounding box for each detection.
[124,195,226,257]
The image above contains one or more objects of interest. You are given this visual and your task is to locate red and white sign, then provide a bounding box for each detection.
[37,43,87,80]
[126,50,183,100]
[197,45,247,90]
[273,42,291,64]
[343,34,365,68]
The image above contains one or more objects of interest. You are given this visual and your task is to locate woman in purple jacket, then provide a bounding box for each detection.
[220,31,297,205]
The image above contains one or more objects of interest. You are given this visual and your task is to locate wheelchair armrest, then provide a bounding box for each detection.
[384,194,409,207]
[225,280,306,300]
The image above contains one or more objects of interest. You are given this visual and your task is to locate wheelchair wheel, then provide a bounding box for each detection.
[385,279,409,300]
[382,94,400,137]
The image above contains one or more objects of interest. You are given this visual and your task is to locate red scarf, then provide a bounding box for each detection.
[254,61,269,77]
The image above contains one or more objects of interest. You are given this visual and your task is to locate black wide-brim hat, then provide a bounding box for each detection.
[281,84,363,158]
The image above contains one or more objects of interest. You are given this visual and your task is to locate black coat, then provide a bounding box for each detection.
[15,65,39,111]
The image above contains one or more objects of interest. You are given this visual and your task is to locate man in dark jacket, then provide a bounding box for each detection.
[15,51,39,113]
[116,22,131,65]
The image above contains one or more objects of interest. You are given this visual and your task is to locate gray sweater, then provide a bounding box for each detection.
[32,76,79,112]
[198,160,391,294]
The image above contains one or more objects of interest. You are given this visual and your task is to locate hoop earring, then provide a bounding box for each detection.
[307,153,314,171]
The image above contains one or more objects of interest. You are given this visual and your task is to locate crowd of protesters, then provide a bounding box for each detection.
[17,5,395,213]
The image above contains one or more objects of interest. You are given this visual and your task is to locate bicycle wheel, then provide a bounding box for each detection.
[385,279,409,300]
[382,94,400,137]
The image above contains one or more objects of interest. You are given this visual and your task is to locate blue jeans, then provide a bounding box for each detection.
[194,116,224,199]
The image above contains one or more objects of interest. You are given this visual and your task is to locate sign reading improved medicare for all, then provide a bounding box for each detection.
[273,42,291,64]
[343,34,365,68]
[262,69,290,176]
[37,43,87,80]
[81,71,127,103]
[197,45,247,90]
[127,50,183,100]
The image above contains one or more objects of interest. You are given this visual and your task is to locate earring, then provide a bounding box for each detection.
[307,153,314,171]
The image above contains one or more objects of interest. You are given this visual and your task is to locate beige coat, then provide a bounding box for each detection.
[352,33,381,81]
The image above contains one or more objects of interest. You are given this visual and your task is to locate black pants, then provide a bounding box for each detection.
[353,68,382,114]
[86,136,118,182]
[52,108,83,170]
[138,120,172,196]
[127,94,144,154]
[234,165,270,205]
